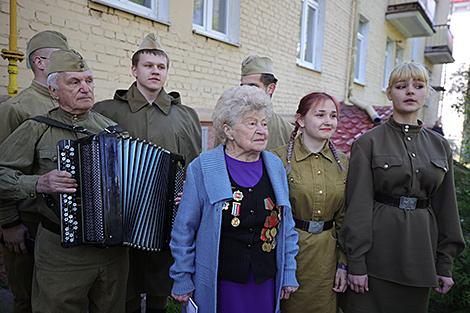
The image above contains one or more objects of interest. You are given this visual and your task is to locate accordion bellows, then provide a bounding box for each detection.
[57,132,184,251]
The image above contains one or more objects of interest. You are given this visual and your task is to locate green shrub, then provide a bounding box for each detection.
[429,161,470,313]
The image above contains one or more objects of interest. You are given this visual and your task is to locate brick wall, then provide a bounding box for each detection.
[0,0,448,122]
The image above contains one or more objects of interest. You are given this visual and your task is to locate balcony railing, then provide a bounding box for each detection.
[425,24,455,64]
[386,0,434,37]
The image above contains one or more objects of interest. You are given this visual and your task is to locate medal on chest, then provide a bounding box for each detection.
[260,196,282,253]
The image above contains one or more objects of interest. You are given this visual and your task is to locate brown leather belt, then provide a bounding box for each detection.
[294,218,333,234]
[375,193,430,210]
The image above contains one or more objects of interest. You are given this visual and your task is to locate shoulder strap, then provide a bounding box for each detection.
[29,116,94,135]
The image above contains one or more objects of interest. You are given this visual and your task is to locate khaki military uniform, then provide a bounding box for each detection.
[0,81,57,313]
[340,118,465,313]
[267,112,293,150]
[93,83,202,308]
[0,107,128,313]
[273,135,348,313]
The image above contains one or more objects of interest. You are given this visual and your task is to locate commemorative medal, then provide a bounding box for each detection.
[231,217,240,227]
[270,227,277,237]
[262,242,271,252]
[264,197,275,211]
[222,202,229,210]
[232,190,244,201]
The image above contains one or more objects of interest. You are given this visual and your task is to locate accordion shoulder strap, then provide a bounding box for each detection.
[29,115,94,135]
[29,116,124,136]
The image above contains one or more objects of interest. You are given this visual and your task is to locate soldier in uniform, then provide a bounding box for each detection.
[240,55,293,149]
[0,49,128,313]
[93,33,202,313]
[0,30,69,313]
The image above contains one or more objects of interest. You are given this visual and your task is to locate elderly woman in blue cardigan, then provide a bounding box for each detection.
[170,85,299,313]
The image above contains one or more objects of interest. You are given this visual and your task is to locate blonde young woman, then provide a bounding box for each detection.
[273,92,348,313]
[340,62,465,313]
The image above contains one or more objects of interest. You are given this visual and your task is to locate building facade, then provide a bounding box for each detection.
[1,0,455,135]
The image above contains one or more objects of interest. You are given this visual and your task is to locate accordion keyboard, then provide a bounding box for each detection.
[57,141,81,247]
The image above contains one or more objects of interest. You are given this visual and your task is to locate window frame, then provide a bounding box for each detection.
[297,0,325,72]
[354,16,369,85]
[192,0,240,46]
[383,39,395,90]
[92,0,169,24]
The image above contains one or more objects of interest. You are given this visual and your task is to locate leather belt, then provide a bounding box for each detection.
[41,217,61,235]
[294,218,333,234]
[375,193,430,210]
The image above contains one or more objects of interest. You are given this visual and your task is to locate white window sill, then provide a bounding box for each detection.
[91,0,170,25]
[296,59,321,73]
[353,79,366,87]
[192,28,240,47]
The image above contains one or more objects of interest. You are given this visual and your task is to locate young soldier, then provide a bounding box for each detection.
[94,33,202,313]
[0,30,68,313]
[240,55,293,149]
[0,49,128,312]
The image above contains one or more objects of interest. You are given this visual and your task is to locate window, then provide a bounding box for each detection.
[192,0,240,45]
[92,0,169,23]
[297,0,325,71]
[395,46,404,66]
[383,39,394,90]
[354,17,368,84]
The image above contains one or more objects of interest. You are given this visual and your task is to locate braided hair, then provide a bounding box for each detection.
[285,92,344,174]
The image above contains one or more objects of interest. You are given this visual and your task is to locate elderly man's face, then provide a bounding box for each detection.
[52,71,95,114]
[225,110,269,155]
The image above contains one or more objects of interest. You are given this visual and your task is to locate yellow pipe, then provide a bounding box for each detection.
[1,0,25,97]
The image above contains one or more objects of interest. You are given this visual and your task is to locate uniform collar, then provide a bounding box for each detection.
[127,83,172,115]
[53,106,90,122]
[294,134,334,163]
[31,80,51,98]
[387,116,423,135]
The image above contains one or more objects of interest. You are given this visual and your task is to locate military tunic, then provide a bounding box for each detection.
[0,81,57,313]
[93,83,202,301]
[340,118,465,313]
[0,107,128,313]
[267,112,293,150]
[273,135,348,313]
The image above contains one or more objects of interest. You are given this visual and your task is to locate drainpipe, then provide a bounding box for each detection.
[1,0,25,97]
[343,0,381,124]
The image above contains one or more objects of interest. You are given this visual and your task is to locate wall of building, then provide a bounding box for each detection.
[0,0,451,123]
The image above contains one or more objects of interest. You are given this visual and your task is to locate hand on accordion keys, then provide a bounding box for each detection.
[36,169,78,194]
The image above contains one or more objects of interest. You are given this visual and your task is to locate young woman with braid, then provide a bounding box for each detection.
[273,92,348,313]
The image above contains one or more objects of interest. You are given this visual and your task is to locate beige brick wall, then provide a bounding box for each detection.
[0,0,449,122]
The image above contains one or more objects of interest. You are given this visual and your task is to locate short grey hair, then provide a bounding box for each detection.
[212,85,273,145]
[47,72,61,90]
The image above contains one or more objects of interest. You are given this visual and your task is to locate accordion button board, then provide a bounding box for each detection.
[57,142,82,246]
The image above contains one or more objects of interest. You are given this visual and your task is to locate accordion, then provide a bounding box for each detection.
[56,131,185,251]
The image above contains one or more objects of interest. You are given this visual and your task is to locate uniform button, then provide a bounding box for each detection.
[249,228,254,233]
[444,167,448,172]
[250,210,255,215]
[315,155,319,159]
[383,163,389,169]
[411,153,416,158]
[406,137,411,141]
[30,193,34,198]
[289,177,294,183]
[318,190,323,194]
[415,169,420,173]
[247,244,252,248]
[317,170,321,175]
[248,188,253,192]
[404,128,409,133]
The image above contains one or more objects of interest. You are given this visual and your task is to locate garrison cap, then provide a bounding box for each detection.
[135,33,165,54]
[241,55,275,77]
[26,30,69,68]
[46,49,89,76]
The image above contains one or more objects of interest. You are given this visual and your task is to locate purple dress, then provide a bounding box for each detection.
[217,153,275,313]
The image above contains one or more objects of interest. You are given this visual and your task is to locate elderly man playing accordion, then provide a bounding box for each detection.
[0,49,128,313]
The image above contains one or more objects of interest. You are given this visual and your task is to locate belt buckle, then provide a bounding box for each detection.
[399,196,417,210]
[307,220,324,234]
